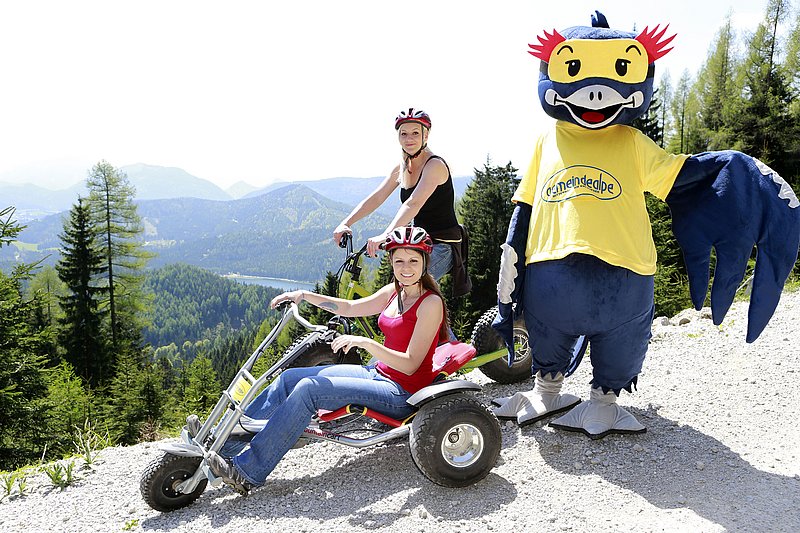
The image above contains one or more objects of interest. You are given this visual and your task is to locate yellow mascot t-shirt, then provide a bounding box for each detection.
[514,121,689,275]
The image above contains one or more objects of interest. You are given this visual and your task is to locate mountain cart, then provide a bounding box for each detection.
[140,302,502,512]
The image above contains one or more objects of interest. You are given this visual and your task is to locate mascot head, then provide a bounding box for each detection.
[529,11,675,129]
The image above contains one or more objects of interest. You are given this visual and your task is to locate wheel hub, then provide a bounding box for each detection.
[512,328,529,363]
[163,472,191,497]
[441,423,484,468]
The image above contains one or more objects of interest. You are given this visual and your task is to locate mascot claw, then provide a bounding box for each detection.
[549,387,645,440]
[492,372,581,426]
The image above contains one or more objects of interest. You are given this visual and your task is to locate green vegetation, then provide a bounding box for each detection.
[41,460,75,491]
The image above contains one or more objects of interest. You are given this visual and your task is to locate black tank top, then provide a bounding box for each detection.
[399,155,458,234]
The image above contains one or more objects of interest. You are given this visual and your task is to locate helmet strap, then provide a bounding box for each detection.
[401,127,428,170]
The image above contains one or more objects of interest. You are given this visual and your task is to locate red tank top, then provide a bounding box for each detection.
[375,290,441,394]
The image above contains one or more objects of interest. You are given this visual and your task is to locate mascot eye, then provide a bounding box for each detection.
[566,60,581,77]
[615,59,630,76]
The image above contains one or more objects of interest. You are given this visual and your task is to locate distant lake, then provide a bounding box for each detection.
[224,274,317,292]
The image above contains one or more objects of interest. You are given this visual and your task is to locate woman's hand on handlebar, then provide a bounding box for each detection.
[270,290,305,309]
[331,334,367,354]
[333,223,352,245]
[366,232,387,257]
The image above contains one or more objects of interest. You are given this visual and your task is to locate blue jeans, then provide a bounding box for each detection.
[232,364,413,486]
[428,243,453,282]
[428,242,457,341]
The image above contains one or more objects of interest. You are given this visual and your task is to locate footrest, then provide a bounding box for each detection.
[317,405,405,428]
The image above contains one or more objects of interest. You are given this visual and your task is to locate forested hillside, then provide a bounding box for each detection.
[143,263,281,348]
[1,183,390,281]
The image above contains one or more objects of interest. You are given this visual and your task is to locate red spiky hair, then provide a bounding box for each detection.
[528,29,566,63]
[635,24,676,63]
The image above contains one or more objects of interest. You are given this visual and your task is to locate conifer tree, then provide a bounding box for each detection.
[0,206,50,469]
[657,73,673,148]
[458,160,518,323]
[56,198,108,386]
[668,70,704,153]
[44,361,91,454]
[86,160,153,359]
[27,265,66,333]
[731,0,797,182]
[106,350,145,444]
[695,13,739,149]
[185,354,220,416]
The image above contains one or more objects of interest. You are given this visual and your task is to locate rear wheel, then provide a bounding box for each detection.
[409,394,501,487]
[284,332,362,367]
[471,306,531,384]
[140,453,207,512]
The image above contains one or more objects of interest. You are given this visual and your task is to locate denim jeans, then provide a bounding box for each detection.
[232,364,413,486]
[428,242,454,282]
[427,242,457,341]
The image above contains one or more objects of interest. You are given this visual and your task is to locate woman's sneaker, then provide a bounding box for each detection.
[205,451,253,496]
[185,414,201,438]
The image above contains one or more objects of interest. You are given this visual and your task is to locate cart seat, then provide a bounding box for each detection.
[432,341,477,380]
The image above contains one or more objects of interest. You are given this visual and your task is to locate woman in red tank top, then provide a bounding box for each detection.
[204,227,451,494]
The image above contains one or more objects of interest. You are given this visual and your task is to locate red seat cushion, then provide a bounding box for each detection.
[432,341,477,376]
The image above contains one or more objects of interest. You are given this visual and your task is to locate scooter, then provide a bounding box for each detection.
[140,302,502,512]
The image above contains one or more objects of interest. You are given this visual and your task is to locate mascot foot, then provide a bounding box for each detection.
[491,372,581,426]
[549,387,645,440]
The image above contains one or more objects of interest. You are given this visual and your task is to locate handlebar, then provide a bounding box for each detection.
[277,301,327,332]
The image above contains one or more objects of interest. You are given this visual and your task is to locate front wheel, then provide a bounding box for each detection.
[284,332,362,367]
[471,306,531,384]
[409,394,501,487]
[140,453,207,512]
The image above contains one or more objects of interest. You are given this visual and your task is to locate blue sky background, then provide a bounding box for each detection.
[0,1,781,189]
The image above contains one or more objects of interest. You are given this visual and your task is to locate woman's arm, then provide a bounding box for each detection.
[365,158,449,256]
[331,295,443,375]
[333,169,400,242]
[270,284,395,318]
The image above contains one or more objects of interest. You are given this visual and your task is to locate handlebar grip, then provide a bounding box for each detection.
[338,232,352,249]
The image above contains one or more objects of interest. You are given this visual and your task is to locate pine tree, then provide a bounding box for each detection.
[695,13,739,149]
[458,160,519,323]
[668,70,705,154]
[86,160,153,359]
[105,350,145,444]
[44,361,91,455]
[138,360,166,440]
[0,206,50,469]
[185,354,220,416]
[731,0,797,182]
[26,266,66,333]
[56,198,108,386]
[657,73,673,148]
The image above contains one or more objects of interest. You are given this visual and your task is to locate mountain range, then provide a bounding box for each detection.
[1,164,475,282]
[1,163,472,221]
[2,184,393,282]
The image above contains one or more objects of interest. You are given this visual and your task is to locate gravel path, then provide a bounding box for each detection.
[2,291,799,533]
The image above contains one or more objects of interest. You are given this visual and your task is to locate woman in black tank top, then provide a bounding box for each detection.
[332,108,464,287]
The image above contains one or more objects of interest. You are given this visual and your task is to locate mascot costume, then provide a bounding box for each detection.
[492,11,800,439]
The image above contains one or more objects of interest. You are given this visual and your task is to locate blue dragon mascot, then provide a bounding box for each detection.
[492,11,800,439]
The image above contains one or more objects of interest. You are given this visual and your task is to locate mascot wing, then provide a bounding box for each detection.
[491,203,531,363]
[666,151,800,342]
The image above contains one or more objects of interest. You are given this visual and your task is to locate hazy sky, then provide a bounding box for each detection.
[0,1,774,190]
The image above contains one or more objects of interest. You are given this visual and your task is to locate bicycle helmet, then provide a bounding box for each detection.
[395,108,432,130]
[384,226,433,255]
